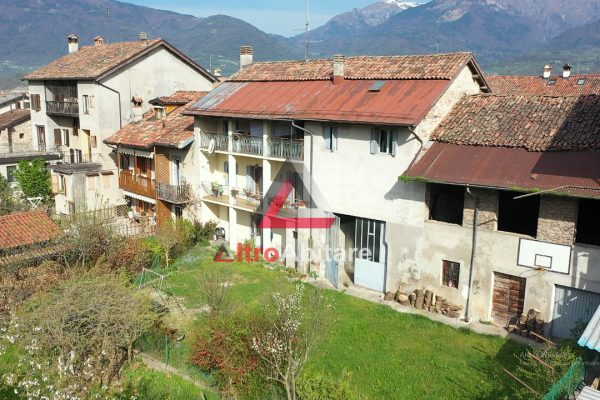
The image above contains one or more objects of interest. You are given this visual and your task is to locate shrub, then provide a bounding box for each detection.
[297,372,360,400]
[106,237,153,277]
[175,219,195,252]
[193,220,218,246]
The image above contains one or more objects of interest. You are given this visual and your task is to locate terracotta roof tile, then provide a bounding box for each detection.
[0,109,30,130]
[487,75,600,96]
[150,91,205,106]
[24,40,163,80]
[0,211,63,250]
[432,94,600,151]
[105,92,207,149]
[230,52,475,82]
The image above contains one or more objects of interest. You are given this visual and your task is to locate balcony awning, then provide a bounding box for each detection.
[578,305,600,352]
[119,147,153,159]
[123,191,156,205]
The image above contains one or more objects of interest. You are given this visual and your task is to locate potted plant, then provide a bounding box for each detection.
[211,181,224,196]
[231,188,239,198]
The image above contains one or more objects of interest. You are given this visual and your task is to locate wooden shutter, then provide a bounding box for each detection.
[155,153,170,184]
[51,175,59,194]
[31,94,41,111]
[54,129,62,145]
[391,131,398,157]
[370,128,379,154]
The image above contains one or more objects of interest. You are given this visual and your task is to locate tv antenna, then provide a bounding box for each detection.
[293,0,315,61]
[106,7,111,44]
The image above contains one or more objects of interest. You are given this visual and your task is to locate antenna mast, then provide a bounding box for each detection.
[106,7,111,44]
[305,0,310,61]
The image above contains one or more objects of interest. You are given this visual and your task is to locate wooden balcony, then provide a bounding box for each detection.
[46,100,79,117]
[119,171,156,199]
[157,182,192,204]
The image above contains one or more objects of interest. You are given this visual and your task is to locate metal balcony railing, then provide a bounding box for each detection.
[200,132,229,152]
[119,171,156,199]
[46,100,79,116]
[157,182,192,204]
[0,144,63,159]
[231,134,263,156]
[267,138,304,160]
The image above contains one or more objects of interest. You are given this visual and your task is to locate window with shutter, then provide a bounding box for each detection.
[63,129,69,147]
[323,126,339,152]
[54,129,62,145]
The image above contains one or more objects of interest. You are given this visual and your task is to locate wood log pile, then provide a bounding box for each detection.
[392,289,463,319]
[508,309,546,342]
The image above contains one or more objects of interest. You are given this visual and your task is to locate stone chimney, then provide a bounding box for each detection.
[562,64,572,79]
[543,64,552,79]
[68,34,79,53]
[94,36,105,46]
[240,46,254,69]
[139,32,148,45]
[214,68,222,77]
[333,54,345,84]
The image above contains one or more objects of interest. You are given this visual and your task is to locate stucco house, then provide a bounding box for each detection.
[185,47,489,287]
[404,93,600,338]
[23,33,217,216]
[0,89,30,115]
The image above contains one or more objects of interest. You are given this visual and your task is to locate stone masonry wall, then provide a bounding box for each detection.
[463,188,498,231]
[537,196,578,245]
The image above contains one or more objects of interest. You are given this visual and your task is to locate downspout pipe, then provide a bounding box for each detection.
[465,187,479,323]
[97,81,122,129]
[291,120,314,273]
[403,126,424,174]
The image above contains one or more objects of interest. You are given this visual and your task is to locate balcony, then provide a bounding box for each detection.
[231,134,263,156]
[0,144,63,161]
[46,100,79,117]
[119,171,156,199]
[157,182,192,204]
[267,138,304,160]
[200,132,304,160]
[200,132,229,152]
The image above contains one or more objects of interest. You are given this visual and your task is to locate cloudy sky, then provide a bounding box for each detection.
[125,0,427,37]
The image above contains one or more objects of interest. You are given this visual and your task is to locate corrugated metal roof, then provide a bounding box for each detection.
[187,79,452,126]
[578,305,600,352]
[405,143,600,199]
[578,387,600,400]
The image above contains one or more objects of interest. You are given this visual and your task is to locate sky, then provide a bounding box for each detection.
[125,0,426,37]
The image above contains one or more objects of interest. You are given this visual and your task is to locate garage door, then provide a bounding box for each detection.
[552,286,600,339]
[492,272,526,327]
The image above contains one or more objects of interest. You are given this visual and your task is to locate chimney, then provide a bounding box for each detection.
[543,64,552,79]
[240,46,254,69]
[94,36,105,46]
[213,68,222,77]
[333,54,345,84]
[68,34,79,53]
[563,63,572,79]
[139,32,148,45]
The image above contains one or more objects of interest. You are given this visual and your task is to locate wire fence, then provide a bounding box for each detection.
[544,358,585,400]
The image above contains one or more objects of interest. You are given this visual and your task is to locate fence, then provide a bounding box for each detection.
[544,359,585,400]
[136,330,189,369]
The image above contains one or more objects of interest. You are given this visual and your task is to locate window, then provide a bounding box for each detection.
[19,133,24,139]
[102,173,111,189]
[87,175,97,191]
[53,128,62,146]
[442,260,460,288]
[577,78,587,85]
[6,166,17,184]
[90,135,97,149]
[58,175,66,195]
[548,79,557,86]
[36,125,46,146]
[355,218,385,263]
[63,129,69,147]
[323,126,338,151]
[174,206,184,219]
[370,128,397,156]
[576,199,600,246]
[498,191,540,237]
[428,184,464,225]
[23,101,30,109]
[82,95,90,114]
[30,94,41,111]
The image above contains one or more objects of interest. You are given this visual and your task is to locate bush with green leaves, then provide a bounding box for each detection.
[193,220,218,245]
[297,372,360,400]
[0,173,24,216]
[14,159,52,202]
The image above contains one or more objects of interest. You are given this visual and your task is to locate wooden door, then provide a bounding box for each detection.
[492,272,526,327]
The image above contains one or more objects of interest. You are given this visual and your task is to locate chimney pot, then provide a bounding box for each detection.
[139,32,148,44]
[68,33,79,53]
[563,63,572,79]
[333,54,345,84]
[94,36,105,46]
[543,64,552,79]
[240,46,254,69]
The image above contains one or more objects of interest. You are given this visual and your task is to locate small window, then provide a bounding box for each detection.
[379,129,393,155]
[19,133,24,139]
[63,129,69,147]
[175,206,184,219]
[87,175,97,191]
[324,126,338,151]
[576,199,600,246]
[369,81,386,92]
[23,102,30,109]
[90,135,97,149]
[442,260,460,288]
[577,78,587,85]
[102,174,111,189]
[428,183,464,225]
[6,166,17,184]
[548,79,557,86]
[82,95,90,114]
[498,191,540,237]
[58,175,66,195]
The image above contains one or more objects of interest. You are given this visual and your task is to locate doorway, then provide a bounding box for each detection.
[492,272,526,327]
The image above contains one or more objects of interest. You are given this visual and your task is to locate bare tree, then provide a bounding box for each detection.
[155,221,181,268]
[251,284,334,400]
[201,265,233,314]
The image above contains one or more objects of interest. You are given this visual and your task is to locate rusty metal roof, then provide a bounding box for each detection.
[405,143,600,199]
[186,78,452,126]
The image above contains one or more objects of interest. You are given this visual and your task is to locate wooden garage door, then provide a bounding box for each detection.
[492,272,526,326]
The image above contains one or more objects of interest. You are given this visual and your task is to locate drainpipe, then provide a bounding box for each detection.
[404,126,424,174]
[97,82,122,129]
[291,120,314,273]
[465,187,479,323]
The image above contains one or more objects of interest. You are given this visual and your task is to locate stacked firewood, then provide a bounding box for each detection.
[508,309,546,342]
[394,289,463,319]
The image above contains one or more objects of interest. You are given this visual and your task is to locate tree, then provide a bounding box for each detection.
[251,284,335,400]
[14,159,52,202]
[0,274,156,399]
[0,174,18,215]
[155,221,181,268]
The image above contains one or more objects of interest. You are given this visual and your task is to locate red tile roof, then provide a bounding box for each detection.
[0,109,30,130]
[150,91,204,106]
[405,143,600,199]
[105,92,207,149]
[432,94,600,151]
[231,52,479,81]
[487,75,600,96]
[0,210,63,250]
[24,40,216,82]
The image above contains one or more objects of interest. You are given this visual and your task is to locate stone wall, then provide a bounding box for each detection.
[537,196,578,245]
[463,188,498,231]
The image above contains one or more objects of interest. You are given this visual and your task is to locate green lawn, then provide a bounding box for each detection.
[149,245,526,400]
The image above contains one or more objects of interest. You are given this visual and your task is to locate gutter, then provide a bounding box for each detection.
[402,126,424,176]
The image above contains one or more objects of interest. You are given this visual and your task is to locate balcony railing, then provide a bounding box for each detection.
[60,152,97,164]
[157,182,192,204]
[200,132,229,152]
[231,135,263,156]
[267,138,304,160]
[46,100,79,116]
[119,171,156,199]
[0,144,63,159]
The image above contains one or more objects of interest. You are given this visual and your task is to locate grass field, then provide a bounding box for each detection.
[147,245,526,400]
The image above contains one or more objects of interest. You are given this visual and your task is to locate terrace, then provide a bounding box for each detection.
[119,170,156,199]
[199,132,304,160]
